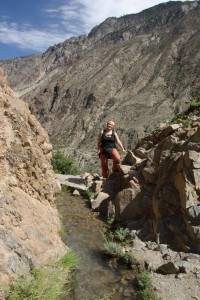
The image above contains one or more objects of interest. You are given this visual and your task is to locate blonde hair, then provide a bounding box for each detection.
[107,120,115,126]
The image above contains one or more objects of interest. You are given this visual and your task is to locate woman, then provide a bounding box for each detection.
[97,120,126,178]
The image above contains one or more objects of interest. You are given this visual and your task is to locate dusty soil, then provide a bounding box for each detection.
[129,236,200,300]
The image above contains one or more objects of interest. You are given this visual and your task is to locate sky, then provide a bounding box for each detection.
[0,0,193,60]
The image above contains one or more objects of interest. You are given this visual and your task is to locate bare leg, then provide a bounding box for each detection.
[111,148,120,172]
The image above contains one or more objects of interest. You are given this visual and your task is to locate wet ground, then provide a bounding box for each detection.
[56,191,138,300]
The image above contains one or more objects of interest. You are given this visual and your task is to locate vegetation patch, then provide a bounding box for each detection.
[190,94,200,107]
[101,226,137,269]
[170,93,200,128]
[112,227,131,242]
[137,271,162,300]
[61,185,69,193]
[58,222,66,238]
[107,226,135,246]
[171,116,191,127]
[6,251,78,300]
[52,150,78,175]
[102,240,123,258]
[120,252,137,267]
[81,189,93,199]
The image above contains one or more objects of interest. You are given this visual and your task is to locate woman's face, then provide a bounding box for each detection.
[107,121,114,129]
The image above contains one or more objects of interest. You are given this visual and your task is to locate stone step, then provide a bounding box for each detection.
[56,174,87,191]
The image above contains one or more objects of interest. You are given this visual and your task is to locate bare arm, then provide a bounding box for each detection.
[97,130,103,154]
[114,132,126,153]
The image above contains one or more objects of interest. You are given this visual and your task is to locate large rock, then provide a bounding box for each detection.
[0,69,66,286]
[56,173,87,191]
[115,183,153,222]
[91,191,109,210]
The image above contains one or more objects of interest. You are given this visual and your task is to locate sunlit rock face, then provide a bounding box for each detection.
[0,68,66,286]
[0,2,200,170]
[116,111,200,254]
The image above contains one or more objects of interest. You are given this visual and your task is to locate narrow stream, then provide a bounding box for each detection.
[56,191,138,300]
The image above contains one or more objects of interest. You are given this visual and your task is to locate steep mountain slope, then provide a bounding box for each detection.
[0,1,199,170]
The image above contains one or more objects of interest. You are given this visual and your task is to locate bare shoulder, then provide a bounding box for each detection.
[114,131,119,137]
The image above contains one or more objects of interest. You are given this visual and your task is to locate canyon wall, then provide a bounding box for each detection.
[0,69,67,286]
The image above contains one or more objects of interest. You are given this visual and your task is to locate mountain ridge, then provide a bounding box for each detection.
[0,0,199,170]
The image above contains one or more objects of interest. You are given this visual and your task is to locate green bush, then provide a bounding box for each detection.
[137,271,161,300]
[113,227,129,242]
[102,240,137,269]
[108,227,135,245]
[52,151,78,175]
[190,95,200,107]
[6,251,78,300]
[102,241,123,257]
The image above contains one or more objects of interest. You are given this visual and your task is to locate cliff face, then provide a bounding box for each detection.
[116,105,200,253]
[0,1,199,170]
[0,69,66,286]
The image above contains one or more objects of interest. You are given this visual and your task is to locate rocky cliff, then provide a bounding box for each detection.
[87,101,200,254]
[115,104,200,253]
[0,69,66,286]
[0,1,199,171]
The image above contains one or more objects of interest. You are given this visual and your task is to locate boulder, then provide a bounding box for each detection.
[157,262,179,275]
[90,192,109,210]
[115,187,150,221]
[123,150,144,165]
[91,180,103,192]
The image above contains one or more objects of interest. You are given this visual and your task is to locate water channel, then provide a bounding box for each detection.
[56,191,138,300]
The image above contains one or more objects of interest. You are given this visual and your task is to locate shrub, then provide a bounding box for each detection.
[102,241,123,258]
[137,271,161,300]
[102,240,137,269]
[110,227,135,245]
[52,151,78,175]
[113,227,129,242]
